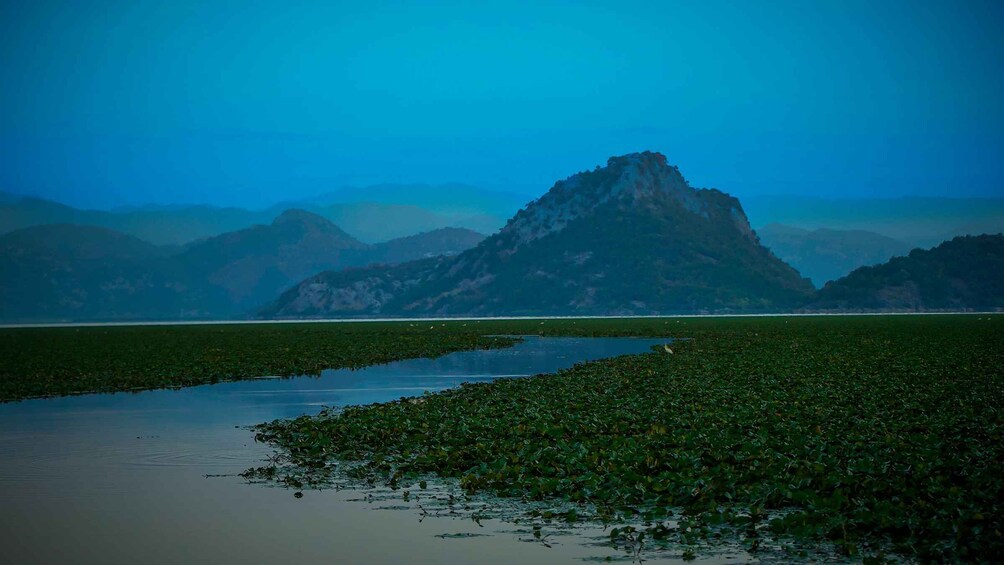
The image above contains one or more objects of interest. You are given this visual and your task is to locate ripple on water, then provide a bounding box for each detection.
[0,336,676,563]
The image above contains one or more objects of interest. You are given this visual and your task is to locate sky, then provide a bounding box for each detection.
[1,0,1002,209]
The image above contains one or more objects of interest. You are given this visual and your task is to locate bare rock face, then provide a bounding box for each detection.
[499,152,712,250]
[259,257,445,318]
[262,152,814,318]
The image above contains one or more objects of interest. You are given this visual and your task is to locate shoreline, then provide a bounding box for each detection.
[2,310,999,329]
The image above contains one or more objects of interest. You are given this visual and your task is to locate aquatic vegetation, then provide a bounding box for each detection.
[0,315,741,402]
[249,315,1004,561]
[0,322,517,401]
[4,315,1002,559]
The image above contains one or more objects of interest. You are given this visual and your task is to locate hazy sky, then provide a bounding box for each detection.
[2,0,1002,209]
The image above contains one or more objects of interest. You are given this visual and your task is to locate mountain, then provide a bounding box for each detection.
[809,234,1004,311]
[0,193,273,246]
[176,209,370,311]
[177,210,485,310]
[7,189,1004,249]
[262,152,815,318]
[0,211,486,322]
[0,190,27,205]
[743,196,1004,248]
[757,224,914,287]
[304,202,500,242]
[0,225,225,322]
[0,188,507,246]
[0,195,91,233]
[99,206,275,247]
[368,227,486,264]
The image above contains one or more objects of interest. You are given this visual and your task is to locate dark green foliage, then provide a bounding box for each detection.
[250,315,1004,561]
[3,315,1002,558]
[0,322,516,401]
[813,234,1004,310]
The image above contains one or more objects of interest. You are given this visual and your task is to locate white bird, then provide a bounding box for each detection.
[663,344,674,354]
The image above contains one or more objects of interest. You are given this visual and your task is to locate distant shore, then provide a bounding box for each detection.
[2,310,1001,329]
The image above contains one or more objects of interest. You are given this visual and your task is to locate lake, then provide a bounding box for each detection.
[0,336,723,564]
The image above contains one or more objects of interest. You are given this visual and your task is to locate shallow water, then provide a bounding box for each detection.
[0,336,733,564]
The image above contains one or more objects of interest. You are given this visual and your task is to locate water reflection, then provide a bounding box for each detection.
[0,337,685,564]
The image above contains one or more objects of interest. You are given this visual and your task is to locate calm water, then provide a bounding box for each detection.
[0,336,724,564]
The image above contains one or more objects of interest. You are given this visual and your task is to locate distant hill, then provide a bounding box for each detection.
[758,224,913,287]
[0,191,24,205]
[305,202,501,242]
[0,212,485,322]
[0,193,273,246]
[177,210,370,311]
[0,224,226,322]
[8,181,1003,321]
[0,195,94,233]
[368,227,487,265]
[810,234,1004,311]
[7,189,1002,249]
[263,152,814,318]
[743,196,1004,248]
[0,187,509,246]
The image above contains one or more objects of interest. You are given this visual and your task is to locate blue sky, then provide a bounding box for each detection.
[1,0,1002,209]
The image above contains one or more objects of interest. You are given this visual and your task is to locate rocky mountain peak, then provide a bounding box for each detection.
[261,153,816,318]
[603,151,688,196]
[498,151,710,248]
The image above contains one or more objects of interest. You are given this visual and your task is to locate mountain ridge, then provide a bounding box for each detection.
[0,187,514,245]
[743,195,1004,248]
[809,234,1004,311]
[263,152,814,318]
[6,188,1003,248]
[0,212,486,322]
[758,223,914,287]
[0,224,226,322]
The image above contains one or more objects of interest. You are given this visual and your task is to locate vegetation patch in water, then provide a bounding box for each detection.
[248,316,1003,562]
[0,322,517,401]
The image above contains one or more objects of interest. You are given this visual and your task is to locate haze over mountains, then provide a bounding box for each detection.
[263,154,1003,318]
[0,212,484,322]
[742,196,1004,249]
[2,152,1002,323]
[0,185,521,246]
[756,225,914,287]
[264,153,816,317]
[5,183,1002,250]
[0,224,226,322]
